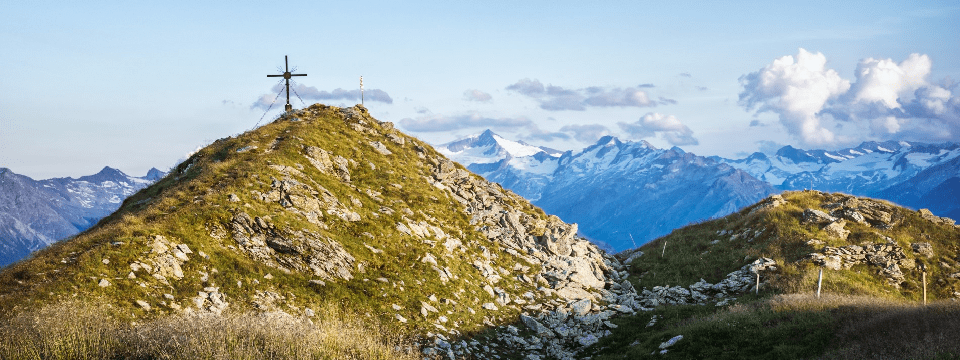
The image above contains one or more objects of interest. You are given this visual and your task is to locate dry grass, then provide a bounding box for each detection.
[0,301,418,360]
[770,293,960,360]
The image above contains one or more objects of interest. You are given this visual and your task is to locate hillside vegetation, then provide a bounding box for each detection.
[0,104,639,359]
[591,190,960,359]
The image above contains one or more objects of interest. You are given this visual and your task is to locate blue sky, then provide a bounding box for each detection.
[2,1,958,178]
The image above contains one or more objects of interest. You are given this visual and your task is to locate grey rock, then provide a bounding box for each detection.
[823,220,850,240]
[803,209,836,224]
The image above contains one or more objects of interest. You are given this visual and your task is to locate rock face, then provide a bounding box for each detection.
[230,212,355,281]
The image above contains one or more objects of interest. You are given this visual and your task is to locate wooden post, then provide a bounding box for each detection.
[816,268,823,299]
[923,271,927,306]
[755,272,760,294]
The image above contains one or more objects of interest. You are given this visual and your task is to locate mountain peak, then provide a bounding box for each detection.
[0,104,632,360]
[144,168,166,181]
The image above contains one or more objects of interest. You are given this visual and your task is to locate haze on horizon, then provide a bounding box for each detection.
[1,1,957,179]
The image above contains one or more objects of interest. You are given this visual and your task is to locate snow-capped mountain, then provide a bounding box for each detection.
[439,131,775,251]
[438,130,565,201]
[0,166,165,267]
[717,141,960,219]
[440,131,960,252]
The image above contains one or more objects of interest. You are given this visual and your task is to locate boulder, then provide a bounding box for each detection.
[911,242,935,258]
[803,209,836,224]
[822,220,850,240]
[750,194,786,214]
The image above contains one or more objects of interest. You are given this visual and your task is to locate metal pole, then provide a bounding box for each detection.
[360,76,364,105]
[817,268,823,298]
[923,271,927,305]
[755,272,760,294]
[661,240,667,258]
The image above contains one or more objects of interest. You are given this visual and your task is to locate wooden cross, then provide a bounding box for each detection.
[267,55,307,112]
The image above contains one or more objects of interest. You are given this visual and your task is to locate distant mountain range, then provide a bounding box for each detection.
[438,130,960,251]
[0,166,165,267]
[718,141,960,221]
[438,130,775,250]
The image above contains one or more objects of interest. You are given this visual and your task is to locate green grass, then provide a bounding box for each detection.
[626,190,960,302]
[587,294,960,360]
[0,104,553,340]
[599,190,960,359]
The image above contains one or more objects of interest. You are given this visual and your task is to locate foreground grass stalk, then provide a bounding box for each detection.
[0,302,417,360]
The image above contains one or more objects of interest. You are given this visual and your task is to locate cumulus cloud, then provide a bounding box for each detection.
[398,112,534,132]
[463,89,492,102]
[506,79,659,111]
[739,49,851,145]
[617,112,699,146]
[558,124,613,143]
[251,83,393,110]
[848,54,930,109]
[740,49,960,146]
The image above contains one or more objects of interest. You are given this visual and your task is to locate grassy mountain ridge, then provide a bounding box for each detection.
[1,104,533,322]
[587,191,960,359]
[0,104,636,359]
[625,191,960,301]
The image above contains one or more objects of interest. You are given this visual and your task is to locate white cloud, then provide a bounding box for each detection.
[738,48,851,146]
[617,112,699,146]
[463,89,492,102]
[398,112,534,132]
[506,79,659,111]
[741,49,960,146]
[849,54,930,108]
[558,124,613,143]
[251,83,393,110]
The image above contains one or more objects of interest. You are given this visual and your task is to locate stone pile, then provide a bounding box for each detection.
[636,258,779,308]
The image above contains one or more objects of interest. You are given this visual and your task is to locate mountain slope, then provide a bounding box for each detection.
[588,191,960,359]
[0,166,163,267]
[0,105,643,359]
[720,141,960,227]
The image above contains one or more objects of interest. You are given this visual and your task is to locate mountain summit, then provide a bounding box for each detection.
[0,105,646,359]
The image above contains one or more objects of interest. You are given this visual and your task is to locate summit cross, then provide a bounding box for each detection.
[266,55,307,112]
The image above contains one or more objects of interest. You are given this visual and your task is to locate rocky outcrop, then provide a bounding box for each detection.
[749,194,786,215]
[821,193,900,229]
[230,212,355,281]
[918,208,956,226]
[420,156,638,359]
[805,241,916,286]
